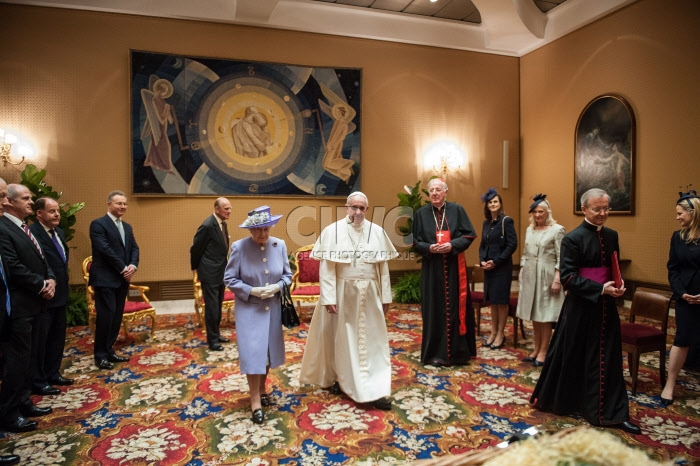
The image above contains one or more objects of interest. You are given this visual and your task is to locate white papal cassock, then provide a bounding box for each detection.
[299,218,397,403]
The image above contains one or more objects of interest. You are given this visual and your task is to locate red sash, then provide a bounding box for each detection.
[458,253,467,335]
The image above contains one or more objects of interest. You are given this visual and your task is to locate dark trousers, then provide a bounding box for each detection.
[0,314,41,420]
[33,304,67,389]
[93,284,129,361]
[202,282,224,345]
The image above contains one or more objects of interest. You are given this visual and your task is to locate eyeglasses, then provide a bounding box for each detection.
[346,205,367,212]
[589,207,611,214]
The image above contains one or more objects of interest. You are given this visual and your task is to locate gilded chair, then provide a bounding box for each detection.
[290,245,320,314]
[82,256,157,340]
[620,287,673,395]
[192,270,235,327]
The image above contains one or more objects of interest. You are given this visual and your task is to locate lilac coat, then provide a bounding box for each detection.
[224,236,292,374]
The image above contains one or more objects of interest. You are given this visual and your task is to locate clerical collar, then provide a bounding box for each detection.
[432,203,445,212]
[583,218,603,231]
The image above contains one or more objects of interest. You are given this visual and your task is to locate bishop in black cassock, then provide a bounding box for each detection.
[413,179,477,366]
[531,189,639,434]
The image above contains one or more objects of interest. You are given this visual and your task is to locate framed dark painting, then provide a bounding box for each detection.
[574,94,635,214]
[130,50,361,197]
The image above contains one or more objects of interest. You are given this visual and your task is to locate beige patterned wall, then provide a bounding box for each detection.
[520,0,700,286]
[0,4,520,284]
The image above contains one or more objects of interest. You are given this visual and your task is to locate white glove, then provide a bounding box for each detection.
[265,284,281,295]
[250,287,264,298]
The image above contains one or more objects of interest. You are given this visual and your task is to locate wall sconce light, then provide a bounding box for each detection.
[0,128,32,166]
[424,141,464,180]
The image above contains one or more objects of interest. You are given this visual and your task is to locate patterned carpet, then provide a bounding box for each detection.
[0,304,698,465]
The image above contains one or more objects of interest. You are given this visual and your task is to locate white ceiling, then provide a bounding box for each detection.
[2,0,639,56]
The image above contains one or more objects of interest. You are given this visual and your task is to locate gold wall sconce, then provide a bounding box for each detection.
[0,128,32,166]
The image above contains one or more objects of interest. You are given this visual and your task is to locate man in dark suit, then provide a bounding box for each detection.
[89,190,139,370]
[0,178,22,464]
[0,183,56,434]
[30,197,74,395]
[191,197,231,351]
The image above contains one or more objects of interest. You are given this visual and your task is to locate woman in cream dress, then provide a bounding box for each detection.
[516,194,565,366]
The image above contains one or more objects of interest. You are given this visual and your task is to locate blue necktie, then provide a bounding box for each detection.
[50,229,66,263]
[0,256,10,316]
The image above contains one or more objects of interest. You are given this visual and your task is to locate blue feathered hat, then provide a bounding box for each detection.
[481,187,498,203]
[677,188,699,209]
[528,193,547,212]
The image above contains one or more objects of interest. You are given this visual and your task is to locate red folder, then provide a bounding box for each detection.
[612,251,623,288]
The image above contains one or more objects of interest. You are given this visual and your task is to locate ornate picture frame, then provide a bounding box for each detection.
[130,50,361,197]
[574,94,635,215]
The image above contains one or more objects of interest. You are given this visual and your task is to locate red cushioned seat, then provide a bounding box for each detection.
[620,323,665,346]
[224,290,235,301]
[124,301,153,313]
[292,286,321,296]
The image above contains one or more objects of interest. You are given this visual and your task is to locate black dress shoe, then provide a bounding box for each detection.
[20,404,52,418]
[209,344,224,351]
[95,359,114,370]
[0,416,37,433]
[218,336,230,343]
[0,454,20,465]
[372,397,392,410]
[532,360,545,367]
[32,385,61,396]
[330,381,342,395]
[521,356,535,363]
[49,375,74,386]
[260,394,273,407]
[660,397,674,406]
[107,353,130,363]
[615,421,642,435]
[251,408,264,424]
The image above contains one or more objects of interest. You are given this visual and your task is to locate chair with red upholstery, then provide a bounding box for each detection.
[471,266,488,335]
[620,287,673,395]
[290,245,320,314]
[193,270,235,327]
[83,256,157,340]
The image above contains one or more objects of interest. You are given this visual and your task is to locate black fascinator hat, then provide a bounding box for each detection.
[677,188,699,209]
[481,187,498,203]
[528,193,547,213]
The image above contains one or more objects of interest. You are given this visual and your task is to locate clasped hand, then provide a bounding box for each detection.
[250,283,280,299]
[603,280,626,298]
[430,242,452,254]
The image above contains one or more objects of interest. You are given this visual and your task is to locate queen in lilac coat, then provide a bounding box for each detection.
[224,206,292,424]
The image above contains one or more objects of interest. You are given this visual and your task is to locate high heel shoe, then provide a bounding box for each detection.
[532,360,545,367]
[521,356,535,363]
[660,397,674,406]
[489,338,506,350]
[260,394,275,407]
[251,408,264,424]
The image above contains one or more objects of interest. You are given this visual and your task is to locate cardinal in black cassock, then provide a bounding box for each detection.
[413,179,477,366]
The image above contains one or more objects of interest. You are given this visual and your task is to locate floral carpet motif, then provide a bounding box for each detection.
[0,304,698,464]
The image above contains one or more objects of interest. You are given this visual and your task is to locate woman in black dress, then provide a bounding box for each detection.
[661,190,700,405]
[479,188,517,349]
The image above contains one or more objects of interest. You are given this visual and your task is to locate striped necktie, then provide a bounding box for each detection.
[21,223,44,258]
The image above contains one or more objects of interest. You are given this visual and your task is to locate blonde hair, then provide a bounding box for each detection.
[678,196,700,243]
[528,199,557,228]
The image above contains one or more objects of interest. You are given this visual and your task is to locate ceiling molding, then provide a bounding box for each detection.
[1,0,640,56]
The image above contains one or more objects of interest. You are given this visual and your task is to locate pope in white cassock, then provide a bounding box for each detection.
[299,191,398,410]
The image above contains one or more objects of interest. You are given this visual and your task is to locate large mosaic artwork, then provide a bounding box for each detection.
[130,50,361,197]
[0,305,698,464]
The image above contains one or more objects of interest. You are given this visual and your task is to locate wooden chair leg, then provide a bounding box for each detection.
[520,319,526,339]
[629,350,640,395]
[474,305,481,336]
[512,316,518,348]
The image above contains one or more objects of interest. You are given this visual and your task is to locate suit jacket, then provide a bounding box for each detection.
[0,215,55,318]
[89,214,139,288]
[190,214,229,284]
[29,222,70,308]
